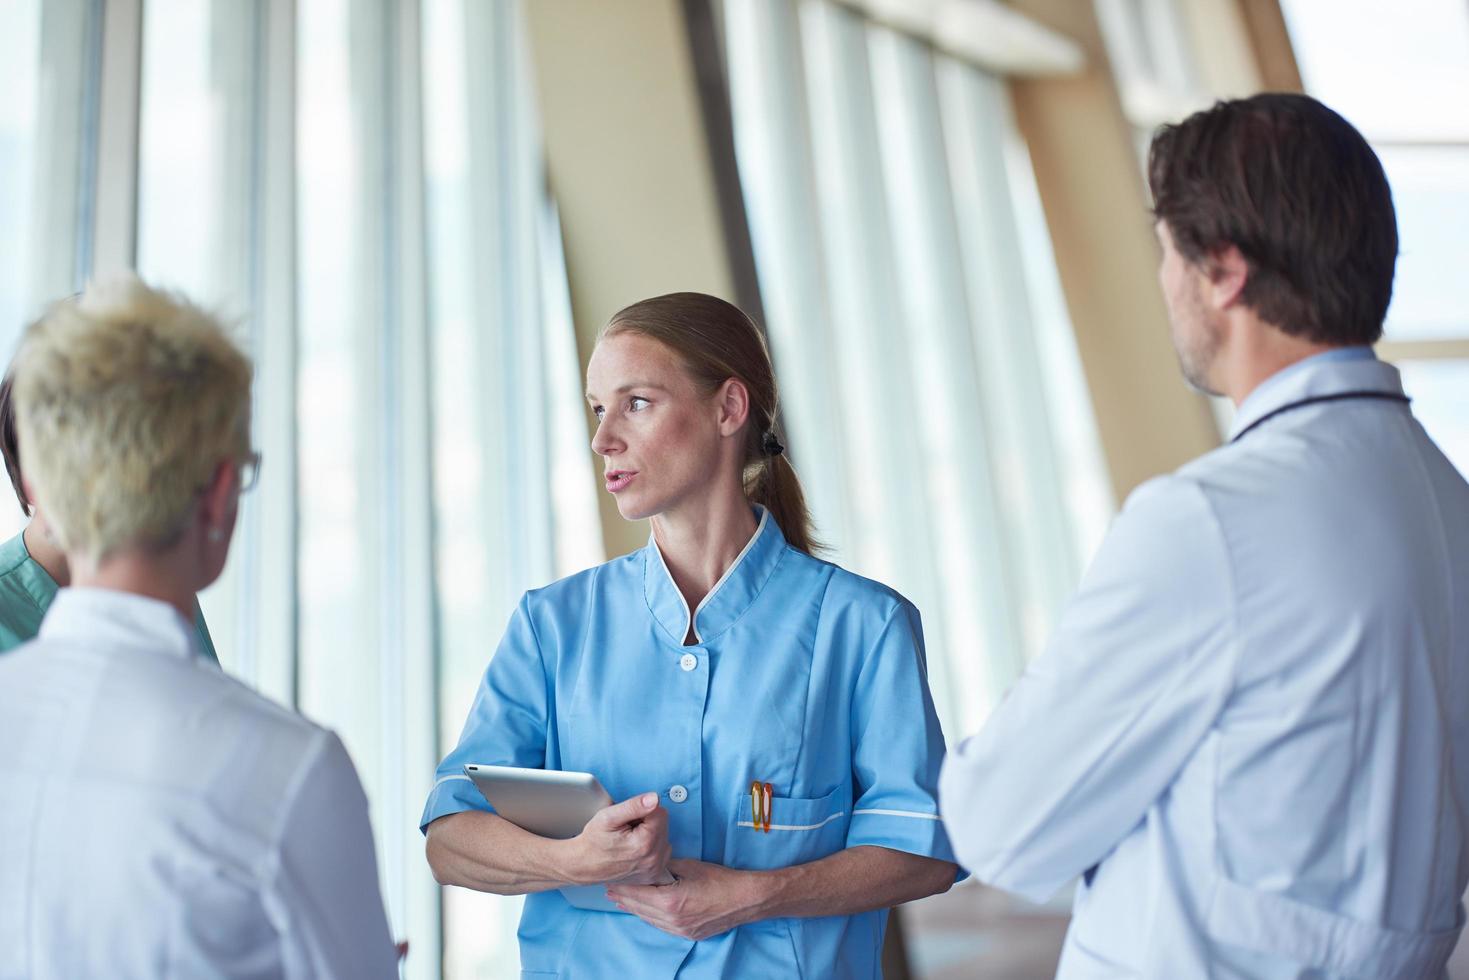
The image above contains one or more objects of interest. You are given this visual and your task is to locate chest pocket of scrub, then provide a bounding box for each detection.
[724,784,849,872]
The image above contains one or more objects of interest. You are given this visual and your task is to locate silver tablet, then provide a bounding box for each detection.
[463,764,624,913]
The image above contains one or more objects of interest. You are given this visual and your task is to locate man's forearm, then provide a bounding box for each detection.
[753,846,957,920]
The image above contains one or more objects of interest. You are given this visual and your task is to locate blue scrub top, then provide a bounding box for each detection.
[423,508,958,978]
[0,530,219,663]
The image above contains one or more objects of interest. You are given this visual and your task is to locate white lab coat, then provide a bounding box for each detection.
[0,588,399,979]
[940,354,1469,979]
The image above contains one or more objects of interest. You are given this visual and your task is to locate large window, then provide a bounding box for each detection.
[4,2,600,977]
[1096,0,1469,473]
[419,1,603,974]
[723,0,1112,738]
[0,0,96,542]
[1280,0,1469,477]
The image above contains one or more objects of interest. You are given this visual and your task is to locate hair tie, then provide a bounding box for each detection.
[761,429,785,458]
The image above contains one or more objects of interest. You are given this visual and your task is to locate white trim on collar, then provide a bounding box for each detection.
[689,507,771,642]
[648,506,771,645]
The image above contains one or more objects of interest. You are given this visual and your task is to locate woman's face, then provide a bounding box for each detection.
[585,332,728,522]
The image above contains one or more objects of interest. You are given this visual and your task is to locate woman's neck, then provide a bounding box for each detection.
[68,549,196,622]
[651,489,759,634]
[23,519,70,587]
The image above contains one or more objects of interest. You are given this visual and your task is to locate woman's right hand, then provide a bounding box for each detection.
[567,792,674,886]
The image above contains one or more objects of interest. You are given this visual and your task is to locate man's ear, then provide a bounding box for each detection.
[1205,244,1249,310]
[717,378,751,438]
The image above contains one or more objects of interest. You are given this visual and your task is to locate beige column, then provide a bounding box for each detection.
[1005,0,1221,502]
[523,0,737,559]
[1234,0,1306,93]
[1178,0,1304,97]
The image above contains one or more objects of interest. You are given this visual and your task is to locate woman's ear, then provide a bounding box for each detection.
[717,377,751,438]
[197,459,238,538]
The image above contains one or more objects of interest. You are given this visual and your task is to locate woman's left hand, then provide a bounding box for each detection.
[606,859,762,941]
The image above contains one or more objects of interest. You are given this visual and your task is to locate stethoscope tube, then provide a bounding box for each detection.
[1229,391,1412,444]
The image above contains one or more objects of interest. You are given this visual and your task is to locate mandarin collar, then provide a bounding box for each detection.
[1227,352,1405,443]
[643,506,789,646]
[38,587,197,660]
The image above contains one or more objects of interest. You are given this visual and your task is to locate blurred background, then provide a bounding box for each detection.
[0,0,1465,976]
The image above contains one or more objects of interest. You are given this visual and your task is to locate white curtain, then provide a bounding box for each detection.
[1,1,602,976]
[723,0,1113,739]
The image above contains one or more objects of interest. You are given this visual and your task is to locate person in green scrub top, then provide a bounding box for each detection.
[0,372,218,660]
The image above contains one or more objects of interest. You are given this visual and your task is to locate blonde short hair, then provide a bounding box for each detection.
[12,275,253,561]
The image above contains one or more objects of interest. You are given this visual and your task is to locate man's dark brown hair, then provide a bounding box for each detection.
[0,372,30,516]
[1147,93,1397,346]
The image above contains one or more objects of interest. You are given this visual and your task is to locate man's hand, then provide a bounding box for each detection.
[606,859,763,941]
[565,793,673,886]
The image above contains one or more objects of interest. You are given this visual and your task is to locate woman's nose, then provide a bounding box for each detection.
[591,418,622,456]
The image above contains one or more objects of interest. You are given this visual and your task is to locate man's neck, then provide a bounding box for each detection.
[1216,317,1339,406]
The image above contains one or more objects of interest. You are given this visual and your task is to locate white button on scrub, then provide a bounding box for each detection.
[679,653,698,672]
[669,785,689,803]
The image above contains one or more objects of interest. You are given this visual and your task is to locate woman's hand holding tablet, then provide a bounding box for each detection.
[458,764,675,909]
[566,793,675,887]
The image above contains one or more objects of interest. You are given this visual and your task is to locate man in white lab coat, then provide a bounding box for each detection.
[939,93,1469,979]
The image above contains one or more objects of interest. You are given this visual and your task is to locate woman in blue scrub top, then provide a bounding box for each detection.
[0,374,218,659]
[424,293,959,977]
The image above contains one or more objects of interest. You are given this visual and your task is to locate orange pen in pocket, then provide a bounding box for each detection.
[749,780,773,832]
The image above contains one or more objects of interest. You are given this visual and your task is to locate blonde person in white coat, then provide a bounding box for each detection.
[940,93,1469,979]
[0,278,398,979]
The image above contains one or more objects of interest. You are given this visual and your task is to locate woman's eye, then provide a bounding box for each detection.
[592,406,605,421]
[629,397,650,412]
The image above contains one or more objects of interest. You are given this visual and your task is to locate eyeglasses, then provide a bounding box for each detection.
[238,451,262,494]
[190,452,263,503]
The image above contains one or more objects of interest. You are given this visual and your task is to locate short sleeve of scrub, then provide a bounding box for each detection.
[420,596,551,832]
[846,600,961,872]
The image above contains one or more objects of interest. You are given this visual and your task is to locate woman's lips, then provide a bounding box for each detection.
[605,470,637,493]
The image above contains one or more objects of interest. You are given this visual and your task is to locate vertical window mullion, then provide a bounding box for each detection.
[25,0,96,317]
[90,0,141,278]
[371,0,407,951]
[503,0,554,590]
[537,199,607,579]
[383,0,441,974]
[254,0,301,708]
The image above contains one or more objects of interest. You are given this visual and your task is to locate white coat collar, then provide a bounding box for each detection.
[39,587,198,660]
[1228,352,1406,443]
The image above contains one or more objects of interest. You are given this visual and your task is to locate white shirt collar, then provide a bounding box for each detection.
[1227,351,1405,443]
[38,587,198,660]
